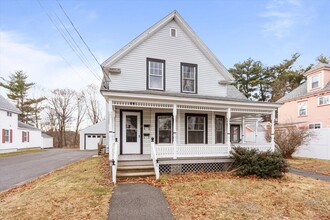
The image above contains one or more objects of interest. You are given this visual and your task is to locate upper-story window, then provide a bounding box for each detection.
[181,63,197,93]
[311,74,320,89]
[7,112,12,117]
[147,58,165,91]
[298,101,307,116]
[319,95,330,106]
[170,28,177,37]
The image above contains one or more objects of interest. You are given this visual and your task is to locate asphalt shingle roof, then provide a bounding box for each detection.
[0,95,21,114]
[18,121,41,131]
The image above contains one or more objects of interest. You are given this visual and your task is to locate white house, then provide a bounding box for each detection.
[0,95,51,153]
[42,133,54,149]
[79,120,106,150]
[100,11,281,183]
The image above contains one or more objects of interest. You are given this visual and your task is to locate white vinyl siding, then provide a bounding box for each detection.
[109,20,227,97]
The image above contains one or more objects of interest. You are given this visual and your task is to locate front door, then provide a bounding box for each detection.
[122,111,141,154]
[230,125,240,143]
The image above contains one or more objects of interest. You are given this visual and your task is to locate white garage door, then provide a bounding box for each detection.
[85,134,106,150]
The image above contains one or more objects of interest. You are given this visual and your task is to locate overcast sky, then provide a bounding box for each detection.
[1,0,329,97]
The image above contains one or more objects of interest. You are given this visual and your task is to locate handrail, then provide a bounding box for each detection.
[151,138,160,180]
[112,138,119,184]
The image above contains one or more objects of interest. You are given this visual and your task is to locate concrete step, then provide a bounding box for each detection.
[117,171,155,178]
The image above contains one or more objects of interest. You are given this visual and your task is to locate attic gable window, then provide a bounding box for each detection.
[311,74,320,89]
[147,58,165,91]
[181,63,197,93]
[7,112,12,117]
[170,28,177,37]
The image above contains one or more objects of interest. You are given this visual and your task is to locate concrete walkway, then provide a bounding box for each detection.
[289,168,330,182]
[109,183,173,220]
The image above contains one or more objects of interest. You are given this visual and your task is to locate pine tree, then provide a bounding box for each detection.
[0,71,46,124]
[316,54,329,64]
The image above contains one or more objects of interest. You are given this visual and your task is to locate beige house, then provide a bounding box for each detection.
[100,11,281,183]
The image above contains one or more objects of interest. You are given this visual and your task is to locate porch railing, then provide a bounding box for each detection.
[151,138,160,179]
[155,144,229,158]
[111,138,119,184]
[232,142,272,152]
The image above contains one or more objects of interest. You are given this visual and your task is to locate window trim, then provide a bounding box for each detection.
[215,115,225,144]
[170,28,177,37]
[298,101,307,117]
[7,112,12,117]
[311,74,320,89]
[4,129,10,142]
[309,122,322,129]
[318,95,330,106]
[155,113,173,144]
[181,62,198,94]
[185,113,208,144]
[146,58,166,91]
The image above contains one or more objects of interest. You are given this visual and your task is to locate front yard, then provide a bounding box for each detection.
[0,156,113,219]
[0,149,45,157]
[288,157,330,175]
[159,173,330,219]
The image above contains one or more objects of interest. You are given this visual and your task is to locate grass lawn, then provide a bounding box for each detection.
[0,156,113,219]
[288,157,330,175]
[0,149,46,158]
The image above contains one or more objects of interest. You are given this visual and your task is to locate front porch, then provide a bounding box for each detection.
[106,97,277,183]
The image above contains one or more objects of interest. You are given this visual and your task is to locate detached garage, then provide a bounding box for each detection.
[79,120,106,150]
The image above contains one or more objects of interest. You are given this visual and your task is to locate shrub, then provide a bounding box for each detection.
[231,146,288,178]
[265,126,312,158]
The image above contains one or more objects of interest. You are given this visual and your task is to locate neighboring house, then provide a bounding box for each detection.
[100,11,281,182]
[79,120,106,150]
[277,63,330,128]
[0,95,48,153]
[42,133,54,149]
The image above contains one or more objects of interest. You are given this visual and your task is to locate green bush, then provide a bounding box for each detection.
[231,146,288,178]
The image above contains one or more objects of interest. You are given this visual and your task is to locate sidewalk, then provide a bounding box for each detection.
[289,168,330,182]
[109,183,173,220]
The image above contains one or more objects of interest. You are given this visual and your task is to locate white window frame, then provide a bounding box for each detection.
[309,123,322,129]
[318,95,330,106]
[4,129,10,142]
[170,28,177,37]
[181,63,197,93]
[298,101,307,116]
[23,131,28,142]
[147,58,165,91]
[7,112,12,117]
[311,74,320,89]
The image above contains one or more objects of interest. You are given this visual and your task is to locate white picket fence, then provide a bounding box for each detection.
[294,128,330,160]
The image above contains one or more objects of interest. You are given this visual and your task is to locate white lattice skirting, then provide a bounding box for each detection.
[159,162,232,174]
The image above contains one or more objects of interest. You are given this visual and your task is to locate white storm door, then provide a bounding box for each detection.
[122,111,141,154]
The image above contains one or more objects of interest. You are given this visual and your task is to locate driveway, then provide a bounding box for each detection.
[0,149,96,191]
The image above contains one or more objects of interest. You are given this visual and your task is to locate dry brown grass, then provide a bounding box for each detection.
[0,156,113,220]
[158,173,330,220]
[0,149,45,158]
[288,157,330,175]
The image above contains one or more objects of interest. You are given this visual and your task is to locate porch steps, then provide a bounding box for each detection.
[117,165,155,178]
[118,159,153,166]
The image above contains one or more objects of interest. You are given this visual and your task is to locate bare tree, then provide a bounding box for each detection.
[85,84,104,124]
[73,91,86,146]
[48,89,76,148]
[266,125,312,158]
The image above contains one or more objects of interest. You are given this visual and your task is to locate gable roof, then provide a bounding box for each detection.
[42,133,53,138]
[102,10,234,81]
[0,95,21,114]
[277,81,330,103]
[304,62,330,75]
[18,121,41,131]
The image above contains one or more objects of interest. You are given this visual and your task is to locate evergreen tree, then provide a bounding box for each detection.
[316,54,329,64]
[0,71,46,124]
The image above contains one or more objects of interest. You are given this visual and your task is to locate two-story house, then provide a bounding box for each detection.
[0,95,46,153]
[277,63,330,128]
[100,11,281,183]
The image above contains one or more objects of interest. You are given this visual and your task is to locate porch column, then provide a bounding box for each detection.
[226,108,231,154]
[108,100,113,161]
[241,116,245,144]
[271,110,275,151]
[173,104,177,159]
[255,120,259,143]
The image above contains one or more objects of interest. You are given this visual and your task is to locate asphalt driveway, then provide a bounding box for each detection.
[0,149,96,191]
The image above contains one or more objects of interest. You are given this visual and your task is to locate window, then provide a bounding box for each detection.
[147,58,165,90]
[215,116,225,144]
[319,95,330,106]
[298,101,307,116]
[309,123,321,129]
[4,129,10,142]
[7,112,12,117]
[186,114,207,144]
[23,131,28,142]
[170,28,177,37]
[311,74,320,89]
[156,113,172,144]
[181,63,197,93]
